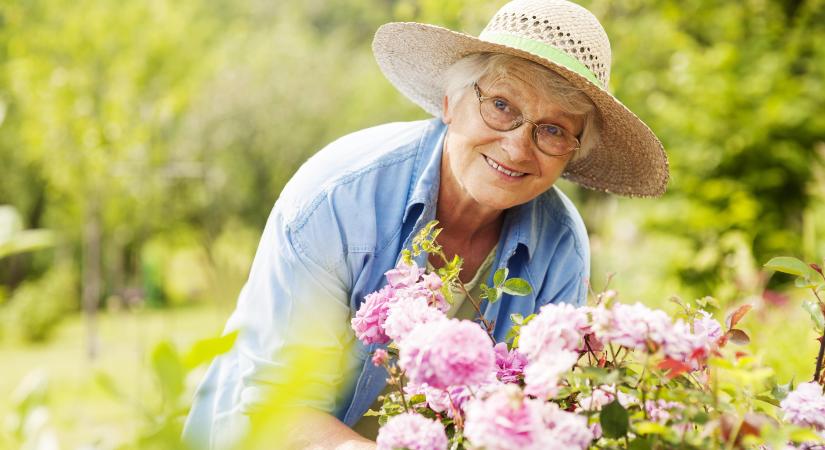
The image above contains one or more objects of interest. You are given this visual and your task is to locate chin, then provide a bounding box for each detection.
[468,188,522,211]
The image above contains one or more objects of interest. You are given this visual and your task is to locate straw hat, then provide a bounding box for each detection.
[372,0,669,197]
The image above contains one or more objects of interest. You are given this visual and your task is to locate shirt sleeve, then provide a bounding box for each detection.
[202,201,361,447]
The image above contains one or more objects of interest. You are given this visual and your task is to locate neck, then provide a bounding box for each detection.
[436,145,504,247]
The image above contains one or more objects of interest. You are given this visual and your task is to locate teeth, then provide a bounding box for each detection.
[484,156,525,177]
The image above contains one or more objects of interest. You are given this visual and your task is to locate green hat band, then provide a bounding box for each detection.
[479,32,603,87]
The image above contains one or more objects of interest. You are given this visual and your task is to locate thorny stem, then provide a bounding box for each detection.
[609,343,619,364]
[584,339,597,366]
[617,346,632,367]
[634,365,648,390]
[384,363,410,413]
[811,287,825,385]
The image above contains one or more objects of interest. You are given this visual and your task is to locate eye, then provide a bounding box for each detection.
[492,97,510,112]
[537,124,563,137]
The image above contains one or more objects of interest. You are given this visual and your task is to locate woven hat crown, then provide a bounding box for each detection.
[481,0,612,87]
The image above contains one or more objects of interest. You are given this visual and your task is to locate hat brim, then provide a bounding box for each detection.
[373,22,669,198]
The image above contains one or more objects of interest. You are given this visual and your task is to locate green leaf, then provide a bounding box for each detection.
[795,277,817,289]
[505,328,518,343]
[696,296,720,310]
[484,286,500,303]
[627,437,653,450]
[493,267,508,287]
[151,341,185,403]
[691,411,710,424]
[599,400,629,439]
[95,372,124,400]
[635,421,669,435]
[789,427,823,443]
[764,256,818,277]
[802,300,825,332]
[501,278,532,296]
[771,382,791,402]
[510,313,524,325]
[755,394,780,407]
[183,330,239,370]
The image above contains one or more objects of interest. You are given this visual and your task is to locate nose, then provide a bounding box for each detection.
[500,123,535,163]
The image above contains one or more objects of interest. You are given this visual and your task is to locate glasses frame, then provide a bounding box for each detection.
[472,83,580,158]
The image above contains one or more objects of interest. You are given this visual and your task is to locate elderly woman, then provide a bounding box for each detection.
[184,0,668,448]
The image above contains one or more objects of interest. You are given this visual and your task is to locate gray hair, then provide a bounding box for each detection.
[442,53,600,161]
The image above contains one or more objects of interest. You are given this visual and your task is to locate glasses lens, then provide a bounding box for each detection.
[535,123,576,156]
[480,97,520,131]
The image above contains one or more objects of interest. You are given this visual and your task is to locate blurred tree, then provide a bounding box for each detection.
[582,0,825,300]
[0,0,227,354]
[0,0,823,328]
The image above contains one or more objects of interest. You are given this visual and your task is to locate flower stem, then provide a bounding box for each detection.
[814,327,825,384]
[385,365,410,413]
[811,287,825,384]
[436,251,497,343]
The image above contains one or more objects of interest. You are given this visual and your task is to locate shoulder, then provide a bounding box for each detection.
[272,119,441,266]
[276,120,434,224]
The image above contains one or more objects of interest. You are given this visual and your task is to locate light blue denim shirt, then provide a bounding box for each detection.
[183,118,590,449]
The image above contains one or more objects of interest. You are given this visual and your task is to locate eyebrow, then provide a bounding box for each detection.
[485,83,582,129]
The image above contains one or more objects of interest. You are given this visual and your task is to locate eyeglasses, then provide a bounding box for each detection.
[473,83,580,157]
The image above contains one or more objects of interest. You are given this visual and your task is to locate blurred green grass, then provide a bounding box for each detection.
[1,304,230,449]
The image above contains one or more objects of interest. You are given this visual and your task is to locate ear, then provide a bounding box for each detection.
[441,95,453,125]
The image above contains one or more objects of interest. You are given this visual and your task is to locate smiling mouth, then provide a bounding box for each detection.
[484,155,526,178]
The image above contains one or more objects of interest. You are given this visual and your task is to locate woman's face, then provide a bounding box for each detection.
[441,73,584,211]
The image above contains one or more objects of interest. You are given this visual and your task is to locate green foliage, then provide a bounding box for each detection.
[2,370,58,450]
[480,267,532,304]
[0,205,55,260]
[585,0,825,301]
[5,262,77,342]
[600,400,629,439]
[96,330,238,449]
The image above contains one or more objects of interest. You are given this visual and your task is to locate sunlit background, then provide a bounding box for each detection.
[2,0,824,448]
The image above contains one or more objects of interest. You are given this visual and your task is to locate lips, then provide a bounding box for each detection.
[484,155,526,178]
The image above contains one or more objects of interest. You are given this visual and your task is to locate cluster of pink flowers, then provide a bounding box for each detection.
[575,385,636,412]
[493,342,527,384]
[376,412,448,450]
[693,310,724,343]
[519,303,590,356]
[351,261,447,345]
[354,261,735,450]
[644,399,685,423]
[464,384,593,450]
[516,304,588,398]
[591,302,722,366]
[780,382,825,432]
[522,349,578,398]
[384,296,446,342]
[591,302,672,350]
[405,382,476,417]
[399,318,495,389]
